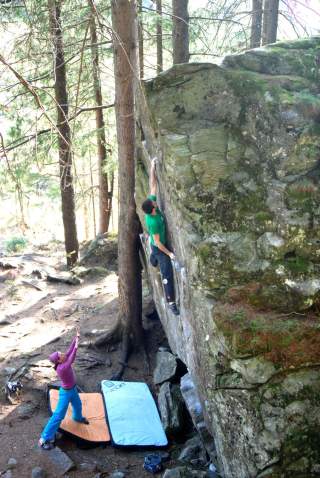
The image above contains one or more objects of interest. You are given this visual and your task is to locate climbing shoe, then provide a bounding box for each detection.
[38,438,55,450]
[168,302,179,316]
[74,417,89,424]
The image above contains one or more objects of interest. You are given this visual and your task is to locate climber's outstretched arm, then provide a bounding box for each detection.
[149,158,157,196]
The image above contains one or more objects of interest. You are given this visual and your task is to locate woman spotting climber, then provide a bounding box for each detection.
[141,158,179,316]
[38,328,89,450]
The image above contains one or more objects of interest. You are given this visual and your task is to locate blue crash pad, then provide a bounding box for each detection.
[101,380,168,447]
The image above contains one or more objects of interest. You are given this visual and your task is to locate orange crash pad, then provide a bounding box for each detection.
[49,389,110,444]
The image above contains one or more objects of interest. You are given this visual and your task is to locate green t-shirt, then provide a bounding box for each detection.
[145,194,166,246]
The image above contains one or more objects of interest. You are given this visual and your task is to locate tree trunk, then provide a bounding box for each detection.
[48,0,78,267]
[88,0,113,234]
[156,0,163,74]
[262,0,279,45]
[250,0,263,48]
[172,0,189,64]
[137,0,144,79]
[89,152,97,237]
[111,0,143,350]
[81,161,90,240]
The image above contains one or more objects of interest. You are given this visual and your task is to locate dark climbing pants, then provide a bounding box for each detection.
[151,245,175,303]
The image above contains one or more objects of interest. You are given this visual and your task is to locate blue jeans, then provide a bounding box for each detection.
[41,386,84,441]
[151,245,175,302]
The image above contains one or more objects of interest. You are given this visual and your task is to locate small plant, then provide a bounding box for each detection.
[286,180,318,215]
[230,309,246,322]
[287,181,317,200]
[280,335,294,347]
[249,319,263,332]
[284,256,310,274]
[255,211,274,223]
[5,236,27,253]
[6,280,19,299]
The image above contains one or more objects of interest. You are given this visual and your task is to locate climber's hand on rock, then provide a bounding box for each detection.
[169,252,175,260]
[151,157,157,168]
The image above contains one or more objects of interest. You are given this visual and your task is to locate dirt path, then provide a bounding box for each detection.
[0,242,171,478]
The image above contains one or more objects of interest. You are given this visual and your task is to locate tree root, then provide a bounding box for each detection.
[94,318,123,347]
[111,328,130,380]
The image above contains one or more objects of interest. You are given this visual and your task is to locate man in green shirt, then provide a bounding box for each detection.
[142,159,179,316]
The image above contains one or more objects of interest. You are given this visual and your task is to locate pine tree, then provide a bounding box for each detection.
[48,0,79,266]
[111,0,144,368]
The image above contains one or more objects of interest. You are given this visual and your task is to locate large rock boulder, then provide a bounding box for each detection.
[136,38,320,478]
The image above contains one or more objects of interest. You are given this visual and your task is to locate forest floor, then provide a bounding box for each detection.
[0,238,178,478]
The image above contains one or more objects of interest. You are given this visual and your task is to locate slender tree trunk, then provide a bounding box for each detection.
[111,0,143,349]
[83,197,90,240]
[16,183,27,231]
[89,152,97,237]
[137,0,144,79]
[172,0,189,64]
[88,0,113,234]
[262,0,279,45]
[250,0,263,48]
[48,0,78,266]
[156,0,163,73]
[81,161,90,240]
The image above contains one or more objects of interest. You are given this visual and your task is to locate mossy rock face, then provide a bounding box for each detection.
[137,37,320,478]
[223,40,320,81]
[143,43,320,312]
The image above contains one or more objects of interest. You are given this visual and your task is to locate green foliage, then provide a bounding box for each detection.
[229,309,247,323]
[254,211,274,223]
[5,280,19,299]
[0,0,117,239]
[0,0,316,243]
[47,182,61,200]
[284,256,311,274]
[5,236,27,253]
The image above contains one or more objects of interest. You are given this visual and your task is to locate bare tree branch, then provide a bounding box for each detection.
[1,104,115,156]
[0,53,64,141]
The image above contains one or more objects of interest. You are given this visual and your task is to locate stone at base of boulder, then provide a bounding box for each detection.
[178,435,207,467]
[37,446,75,475]
[162,466,207,478]
[180,373,216,463]
[154,351,178,385]
[158,382,186,437]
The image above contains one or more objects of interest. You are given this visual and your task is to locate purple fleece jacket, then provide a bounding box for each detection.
[56,336,78,389]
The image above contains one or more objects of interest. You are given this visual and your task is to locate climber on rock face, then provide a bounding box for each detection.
[141,158,179,316]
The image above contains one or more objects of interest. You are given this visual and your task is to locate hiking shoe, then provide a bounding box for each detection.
[74,417,89,425]
[38,438,55,450]
[168,302,179,315]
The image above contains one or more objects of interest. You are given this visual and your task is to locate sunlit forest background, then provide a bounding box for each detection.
[0,0,318,249]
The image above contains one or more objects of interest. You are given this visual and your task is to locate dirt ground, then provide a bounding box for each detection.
[0,240,178,478]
